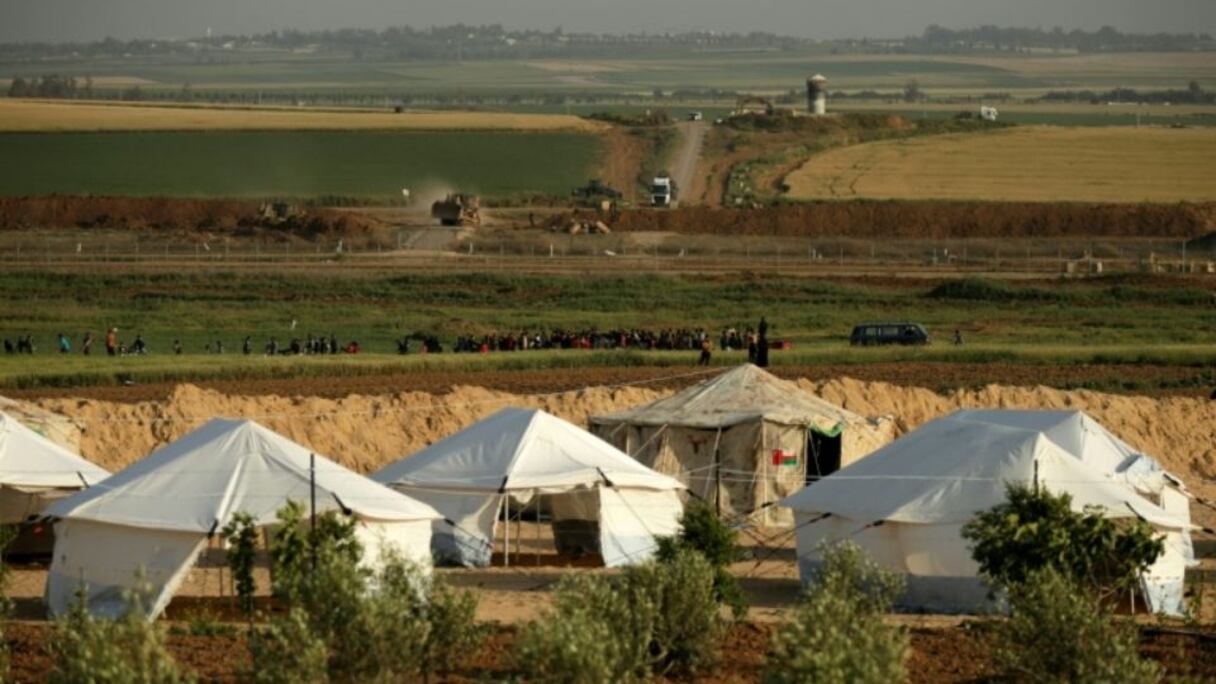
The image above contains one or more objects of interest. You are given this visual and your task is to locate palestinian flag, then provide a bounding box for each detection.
[771,449,798,467]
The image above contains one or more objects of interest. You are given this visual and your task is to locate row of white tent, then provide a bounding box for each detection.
[0,364,1197,619]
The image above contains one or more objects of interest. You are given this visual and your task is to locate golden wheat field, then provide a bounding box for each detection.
[784,125,1216,203]
[0,99,605,132]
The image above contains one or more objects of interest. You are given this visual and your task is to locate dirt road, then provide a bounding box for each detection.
[671,121,708,207]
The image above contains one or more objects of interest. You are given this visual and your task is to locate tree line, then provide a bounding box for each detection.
[1,23,1212,62]
[909,24,1214,53]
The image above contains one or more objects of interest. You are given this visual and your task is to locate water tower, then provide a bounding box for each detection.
[806,73,828,116]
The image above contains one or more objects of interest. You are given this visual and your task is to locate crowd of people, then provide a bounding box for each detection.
[449,327,717,354]
[2,320,776,367]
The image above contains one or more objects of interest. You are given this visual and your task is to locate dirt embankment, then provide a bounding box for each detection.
[22,378,1216,520]
[610,202,1216,239]
[0,196,391,246]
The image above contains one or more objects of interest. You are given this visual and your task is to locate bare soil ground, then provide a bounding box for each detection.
[6,618,1212,683]
[4,197,1213,245]
[608,202,1216,239]
[6,363,1211,404]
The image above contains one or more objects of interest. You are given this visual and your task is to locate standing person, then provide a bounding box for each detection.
[953,329,963,346]
[756,317,770,368]
[81,332,93,356]
[57,332,71,354]
[173,339,183,355]
[242,336,253,355]
[104,328,118,357]
[698,337,712,367]
[746,327,757,364]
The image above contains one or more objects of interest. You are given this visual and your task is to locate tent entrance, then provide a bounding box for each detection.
[493,491,603,568]
[806,428,842,484]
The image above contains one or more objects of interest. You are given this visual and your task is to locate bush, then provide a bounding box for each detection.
[764,541,908,684]
[962,485,1164,597]
[49,588,193,684]
[254,503,483,683]
[516,573,656,684]
[248,608,329,684]
[516,548,723,682]
[655,500,747,619]
[221,512,258,618]
[418,578,483,675]
[996,567,1161,684]
[0,525,17,680]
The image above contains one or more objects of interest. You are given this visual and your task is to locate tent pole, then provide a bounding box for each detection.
[504,495,510,568]
[535,489,541,567]
[713,427,723,518]
[309,452,317,572]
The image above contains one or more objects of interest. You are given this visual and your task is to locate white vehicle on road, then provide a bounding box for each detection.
[651,174,678,207]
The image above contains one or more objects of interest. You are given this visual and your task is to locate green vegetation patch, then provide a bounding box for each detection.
[0,130,602,200]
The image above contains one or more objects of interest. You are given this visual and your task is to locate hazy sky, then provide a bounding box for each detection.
[2,0,1215,43]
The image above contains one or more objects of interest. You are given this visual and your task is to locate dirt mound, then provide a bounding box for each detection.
[608,202,1216,239]
[27,382,663,474]
[0,196,389,246]
[22,377,1216,506]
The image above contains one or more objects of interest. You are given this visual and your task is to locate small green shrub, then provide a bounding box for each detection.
[248,608,329,684]
[255,503,483,683]
[419,577,484,675]
[49,589,194,684]
[996,567,1161,684]
[516,548,722,682]
[0,525,17,680]
[655,500,747,619]
[962,484,1164,597]
[169,606,237,638]
[517,572,657,684]
[636,548,723,675]
[221,511,258,618]
[764,541,908,684]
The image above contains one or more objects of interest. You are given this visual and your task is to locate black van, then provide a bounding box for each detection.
[850,322,930,346]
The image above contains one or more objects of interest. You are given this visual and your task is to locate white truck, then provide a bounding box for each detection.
[650,174,678,208]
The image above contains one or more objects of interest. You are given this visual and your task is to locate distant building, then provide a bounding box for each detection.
[807,74,828,116]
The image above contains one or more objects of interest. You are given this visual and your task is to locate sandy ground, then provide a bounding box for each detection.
[17,374,1216,526]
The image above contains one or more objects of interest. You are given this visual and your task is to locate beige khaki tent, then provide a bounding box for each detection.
[590,365,892,526]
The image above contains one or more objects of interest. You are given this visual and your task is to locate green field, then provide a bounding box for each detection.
[0,130,602,199]
[0,270,1212,389]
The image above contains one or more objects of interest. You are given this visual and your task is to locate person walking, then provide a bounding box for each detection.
[57,332,71,354]
[81,332,93,356]
[698,337,712,367]
[104,328,118,357]
[756,317,770,368]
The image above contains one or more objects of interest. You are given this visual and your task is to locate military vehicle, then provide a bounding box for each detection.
[431,193,480,226]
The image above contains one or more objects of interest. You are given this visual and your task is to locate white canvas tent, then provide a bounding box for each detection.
[373,408,685,567]
[783,409,1195,615]
[590,364,893,526]
[44,418,441,619]
[0,411,109,525]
